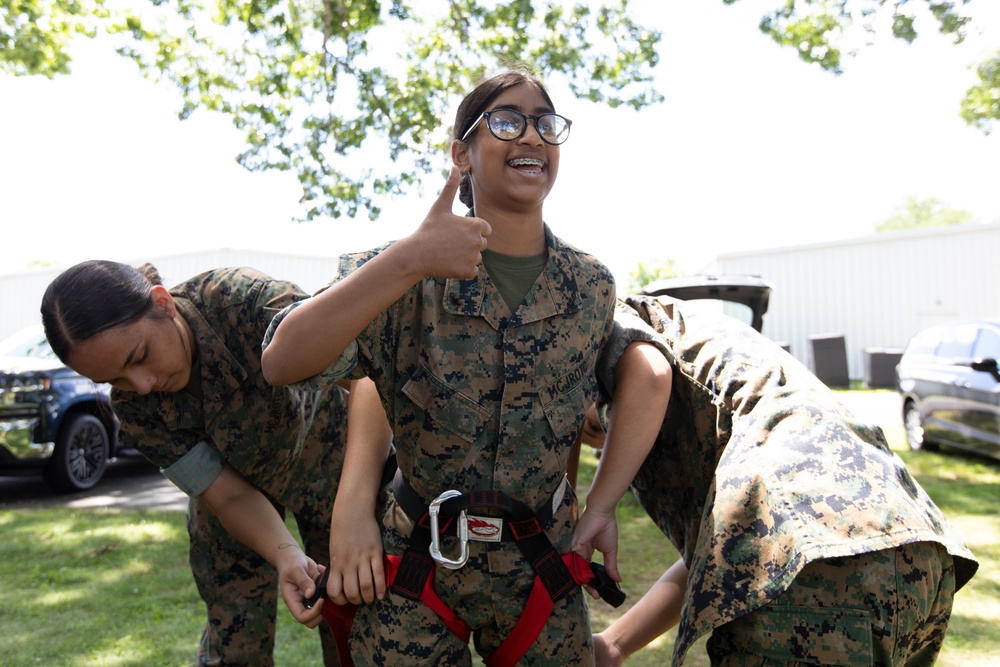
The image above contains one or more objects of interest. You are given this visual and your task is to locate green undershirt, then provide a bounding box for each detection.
[482,248,548,313]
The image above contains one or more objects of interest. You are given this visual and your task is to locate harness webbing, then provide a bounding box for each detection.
[317,551,599,667]
[311,481,624,666]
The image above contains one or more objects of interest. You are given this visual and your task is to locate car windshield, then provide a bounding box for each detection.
[0,327,57,360]
[673,299,757,330]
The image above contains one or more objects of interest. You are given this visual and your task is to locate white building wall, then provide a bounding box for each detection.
[716,222,1000,380]
[0,248,342,340]
[5,225,1000,377]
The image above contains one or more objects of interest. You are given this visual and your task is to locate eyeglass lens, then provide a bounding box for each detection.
[487,110,570,145]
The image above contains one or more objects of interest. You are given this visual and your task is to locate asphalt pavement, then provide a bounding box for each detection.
[1,391,904,512]
[0,456,188,511]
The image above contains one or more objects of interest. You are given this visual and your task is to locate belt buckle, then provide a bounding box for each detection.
[428,489,469,570]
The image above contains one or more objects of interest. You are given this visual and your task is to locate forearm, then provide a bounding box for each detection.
[336,377,394,520]
[327,377,395,604]
[263,167,488,386]
[200,465,301,567]
[586,342,671,514]
[262,242,425,385]
[602,558,688,659]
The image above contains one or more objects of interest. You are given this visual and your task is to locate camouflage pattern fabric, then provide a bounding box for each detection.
[112,268,349,666]
[605,295,977,667]
[706,542,955,666]
[350,490,593,666]
[307,225,616,665]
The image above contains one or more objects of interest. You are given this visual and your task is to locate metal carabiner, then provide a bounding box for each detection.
[428,489,469,570]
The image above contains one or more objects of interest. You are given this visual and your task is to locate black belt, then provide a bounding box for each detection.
[390,468,563,543]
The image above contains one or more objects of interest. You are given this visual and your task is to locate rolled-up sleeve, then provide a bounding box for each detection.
[261,299,361,389]
[161,441,226,497]
[597,303,672,401]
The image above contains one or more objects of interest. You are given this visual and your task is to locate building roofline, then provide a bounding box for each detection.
[718,221,1000,260]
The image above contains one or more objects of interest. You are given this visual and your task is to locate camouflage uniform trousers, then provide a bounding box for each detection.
[188,495,342,667]
[706,541,956,666]
[348,488,594,666]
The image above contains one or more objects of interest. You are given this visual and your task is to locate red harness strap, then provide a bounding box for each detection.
[316,554,471,667]
[317,597,357,666]
[317,552,598,667]
[483,552,596,667]
[312,482,624,667]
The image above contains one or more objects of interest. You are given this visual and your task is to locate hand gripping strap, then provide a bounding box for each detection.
[316,552,611,667]
[314,553,473,667]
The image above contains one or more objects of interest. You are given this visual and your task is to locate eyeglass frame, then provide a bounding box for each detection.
[459,109,573,146]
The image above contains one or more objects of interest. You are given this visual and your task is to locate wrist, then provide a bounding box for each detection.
[582,498,617,518]
[385,235,430,284]
[271,541,304,569]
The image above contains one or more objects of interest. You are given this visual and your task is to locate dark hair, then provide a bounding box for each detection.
[41,260,164,363]
[453,68,557,210]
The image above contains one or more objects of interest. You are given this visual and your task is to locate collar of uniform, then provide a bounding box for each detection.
[172,296,248,427]
[442,225,583,321]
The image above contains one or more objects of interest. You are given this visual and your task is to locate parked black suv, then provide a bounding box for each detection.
[896,318,1000,460]
[0,326,126,491]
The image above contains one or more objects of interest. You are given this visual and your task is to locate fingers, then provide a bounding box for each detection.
[336,557,387,605]
[325,568,350,606]
[279,576,325,629]
[602,551,621,583]
[371,555,387,602]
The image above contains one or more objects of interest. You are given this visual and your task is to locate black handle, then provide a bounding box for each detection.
[303,568,330,609]
[590,562,626,608]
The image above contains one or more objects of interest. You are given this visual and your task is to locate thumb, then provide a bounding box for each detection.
[430,166,462,213]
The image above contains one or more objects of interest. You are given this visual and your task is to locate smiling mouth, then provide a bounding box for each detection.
[508,157,544,174]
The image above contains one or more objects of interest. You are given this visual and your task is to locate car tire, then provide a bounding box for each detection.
[45,413,110,492]
[903,401,939,453]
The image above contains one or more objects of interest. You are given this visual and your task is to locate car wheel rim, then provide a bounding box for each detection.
[69,423,106,485]
[904,408,924,450]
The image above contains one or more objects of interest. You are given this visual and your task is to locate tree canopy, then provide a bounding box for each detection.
[3,0,994,220]
[876,195,975,232]
[627,257,680,294]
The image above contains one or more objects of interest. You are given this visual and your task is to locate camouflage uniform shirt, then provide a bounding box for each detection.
[268,224,615,547]
[601,295,978,666]
[113,268,347,526]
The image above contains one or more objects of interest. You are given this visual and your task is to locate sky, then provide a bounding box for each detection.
[2,0,998,286]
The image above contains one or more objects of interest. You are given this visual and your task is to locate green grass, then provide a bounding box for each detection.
[0,510,324,666]
[0,389,997,665]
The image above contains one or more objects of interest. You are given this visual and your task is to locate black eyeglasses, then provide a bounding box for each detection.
[460,109,572,146]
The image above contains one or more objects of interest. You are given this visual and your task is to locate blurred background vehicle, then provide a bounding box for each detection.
[0,325,130,492]
[640,273,774,333]
[896,318,1000,460]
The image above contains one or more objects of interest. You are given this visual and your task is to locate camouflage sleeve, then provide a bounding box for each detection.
[249,272,309,334]
[261,298,363,388]
[596,299,672,401]
[258,247,395,387]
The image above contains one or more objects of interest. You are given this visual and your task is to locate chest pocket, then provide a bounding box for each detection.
[539,361,594,441]
[403,364,492,444]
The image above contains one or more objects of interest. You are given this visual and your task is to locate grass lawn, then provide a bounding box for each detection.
[0,390,997,665]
